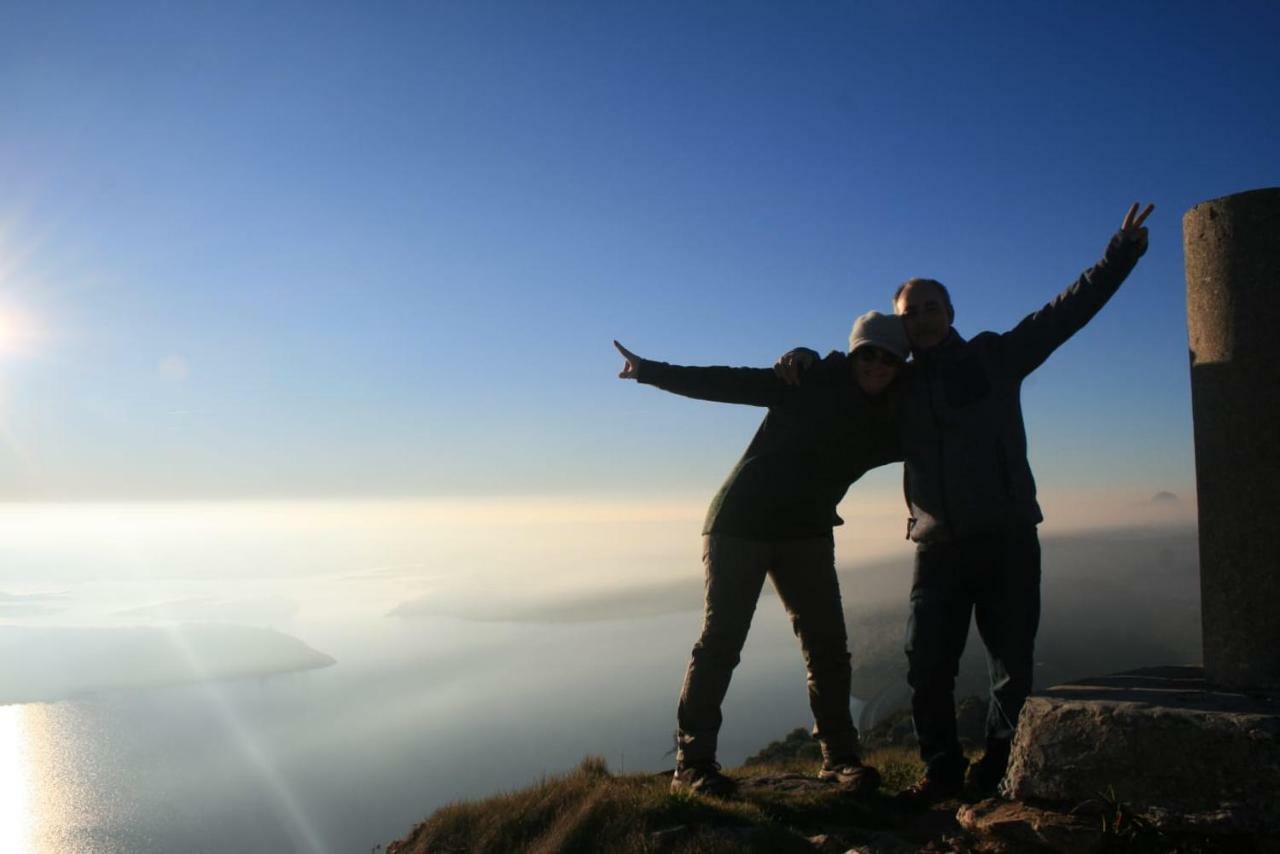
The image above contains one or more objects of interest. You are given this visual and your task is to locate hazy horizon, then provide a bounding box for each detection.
[0,485,1195,622]
[0,492,1198,705]
[0,509,1203,851]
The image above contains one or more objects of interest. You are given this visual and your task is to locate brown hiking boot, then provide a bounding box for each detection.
[817,759,882,795]
[670,762,738,797]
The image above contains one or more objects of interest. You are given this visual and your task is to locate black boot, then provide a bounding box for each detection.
[966,740,1011,797]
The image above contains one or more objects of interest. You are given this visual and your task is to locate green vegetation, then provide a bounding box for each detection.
[744,698,987,771]
[742,728,822,766]
[383,745,1273,852]
[386,751,928,854]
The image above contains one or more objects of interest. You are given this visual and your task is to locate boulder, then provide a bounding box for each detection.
[1004,666,1280,831]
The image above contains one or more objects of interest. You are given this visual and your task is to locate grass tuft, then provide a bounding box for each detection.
[575,755,610,778]
[385,747,933,854]
[385,745,1280,853]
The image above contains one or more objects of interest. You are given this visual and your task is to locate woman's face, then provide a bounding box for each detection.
[853,346,901,395]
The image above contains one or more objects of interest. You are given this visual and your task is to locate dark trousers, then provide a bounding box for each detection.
[676,533,857,767]
[905,525,1041,777]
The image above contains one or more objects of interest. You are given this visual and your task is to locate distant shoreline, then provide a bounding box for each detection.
[0,623,336,706]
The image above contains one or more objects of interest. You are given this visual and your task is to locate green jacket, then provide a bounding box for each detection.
[636,353,902,540]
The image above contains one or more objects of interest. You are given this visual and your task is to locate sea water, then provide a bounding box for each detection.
[3,608,820,854]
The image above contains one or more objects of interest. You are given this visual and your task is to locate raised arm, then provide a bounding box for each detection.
[614,340,788,407]
[1000,202,1153,379]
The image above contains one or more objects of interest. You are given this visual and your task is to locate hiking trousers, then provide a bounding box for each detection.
[905,525,1041,778]
[676,533,857,768]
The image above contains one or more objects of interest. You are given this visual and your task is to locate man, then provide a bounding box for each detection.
[777,202,1154,802]
[615,312,909,797]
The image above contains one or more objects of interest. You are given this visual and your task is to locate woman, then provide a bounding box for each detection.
[614,310,908,797]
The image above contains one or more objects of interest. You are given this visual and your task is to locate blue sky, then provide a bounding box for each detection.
[0,1,1276,503]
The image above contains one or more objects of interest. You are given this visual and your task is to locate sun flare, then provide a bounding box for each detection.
[0,304,42,359]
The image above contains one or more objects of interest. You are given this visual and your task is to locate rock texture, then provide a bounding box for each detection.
[1004,666,1280,831]
[1184,186,1280,690]
[956,799,1104,854]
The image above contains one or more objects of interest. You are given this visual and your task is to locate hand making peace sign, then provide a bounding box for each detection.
[1119,202,1155,254]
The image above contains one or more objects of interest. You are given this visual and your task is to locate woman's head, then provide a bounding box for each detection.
[848,311,909,395]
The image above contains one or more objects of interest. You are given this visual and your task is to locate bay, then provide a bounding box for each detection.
[4,607,821,854]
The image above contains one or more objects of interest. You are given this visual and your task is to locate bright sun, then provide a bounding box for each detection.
[0,305,42,359]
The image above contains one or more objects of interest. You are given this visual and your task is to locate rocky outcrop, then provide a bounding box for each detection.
[956,799,1105,854]
[1004,666,1280,833]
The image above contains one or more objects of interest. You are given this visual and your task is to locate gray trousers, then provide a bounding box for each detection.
[676,533,857,767]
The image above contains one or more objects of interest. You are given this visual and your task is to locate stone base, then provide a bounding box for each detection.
[1005,666,1280,832]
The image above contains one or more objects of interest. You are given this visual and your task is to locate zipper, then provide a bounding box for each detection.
[924,357,956,539]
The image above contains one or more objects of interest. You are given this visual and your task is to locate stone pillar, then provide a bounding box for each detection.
[1185,187,1280,690]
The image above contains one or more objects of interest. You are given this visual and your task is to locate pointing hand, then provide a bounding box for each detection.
[613,340,643,379]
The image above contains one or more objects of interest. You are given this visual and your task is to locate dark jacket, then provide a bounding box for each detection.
[900,232,1146,543]
[635,353,902,540]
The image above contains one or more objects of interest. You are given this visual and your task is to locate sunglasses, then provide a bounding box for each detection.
[854,347,902,367]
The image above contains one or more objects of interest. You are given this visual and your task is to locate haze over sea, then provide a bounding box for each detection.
[0,497,1198,852]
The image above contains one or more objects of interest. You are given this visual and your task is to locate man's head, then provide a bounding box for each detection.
[893,278,954,352]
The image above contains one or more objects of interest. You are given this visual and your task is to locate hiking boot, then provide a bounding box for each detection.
[670,762,738,797]
[817,759,882,795]
[966,745,1011,797]
[896,762,967,809]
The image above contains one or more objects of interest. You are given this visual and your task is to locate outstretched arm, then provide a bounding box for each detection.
[1001,202,1153,378]
[614,340,789,407]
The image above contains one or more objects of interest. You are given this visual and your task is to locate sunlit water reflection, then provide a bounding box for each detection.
[1,610,818,853]
[0,705,36,853]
